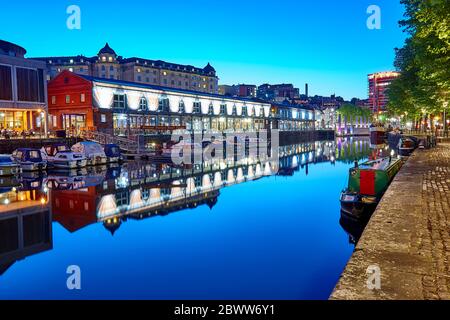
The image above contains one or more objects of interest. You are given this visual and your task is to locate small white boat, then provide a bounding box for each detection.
[0,154,21,176]
[72,141,107,166]
[11,148,47,172]
[42,143,87,169]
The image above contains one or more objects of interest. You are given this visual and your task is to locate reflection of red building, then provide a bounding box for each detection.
[368,71,400,113]
[51,188,98,232]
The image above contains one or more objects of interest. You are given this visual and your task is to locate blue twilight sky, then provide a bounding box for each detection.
[0,0,406,100]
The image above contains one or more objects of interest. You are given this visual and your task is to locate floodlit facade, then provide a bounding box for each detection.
[47,71,315,137]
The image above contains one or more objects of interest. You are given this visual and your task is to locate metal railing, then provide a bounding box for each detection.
[81,131,139,153]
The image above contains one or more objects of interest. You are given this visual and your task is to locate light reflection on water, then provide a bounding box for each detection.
[0,137,376,300]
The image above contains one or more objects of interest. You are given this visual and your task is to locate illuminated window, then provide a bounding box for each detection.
[80,93,86,103]
[65,95,70,104]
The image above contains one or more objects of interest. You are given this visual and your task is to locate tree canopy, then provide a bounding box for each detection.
[387,0,449,116]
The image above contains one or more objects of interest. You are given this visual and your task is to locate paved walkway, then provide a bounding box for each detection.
[331,141,450,300]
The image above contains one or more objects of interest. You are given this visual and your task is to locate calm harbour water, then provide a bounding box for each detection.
[0,137,376,300]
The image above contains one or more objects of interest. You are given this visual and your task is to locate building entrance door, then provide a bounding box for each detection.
[63,114,86,135]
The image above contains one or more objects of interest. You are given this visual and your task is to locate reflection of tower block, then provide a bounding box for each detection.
[0,206,52,276]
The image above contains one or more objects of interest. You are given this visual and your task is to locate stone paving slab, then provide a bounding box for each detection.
[331,141,450,300]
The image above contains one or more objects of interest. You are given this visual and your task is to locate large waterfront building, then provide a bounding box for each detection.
[368,71,400,113]
[0,40,48,135]
[32,43,219,94]
[47,71,315,139]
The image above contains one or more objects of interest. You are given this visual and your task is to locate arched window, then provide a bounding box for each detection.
[139,97,147,111]
[179,102,185,113]
[208,104,214,115]
[242,106,248,117]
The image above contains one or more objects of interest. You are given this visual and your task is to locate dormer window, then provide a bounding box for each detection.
[109,57,113,62]
[102,56,106,62]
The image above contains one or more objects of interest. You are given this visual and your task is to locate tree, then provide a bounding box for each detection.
[388,0,450,121]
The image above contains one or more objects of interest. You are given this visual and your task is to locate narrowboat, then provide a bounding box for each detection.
[340,156,403,219]
[0,154,21,176]
[104,144,123,163]
[369,124,386,145]
[11,148,47,172]
[397,137,417,156]
[71,142,107,166]
[42,143,87,169]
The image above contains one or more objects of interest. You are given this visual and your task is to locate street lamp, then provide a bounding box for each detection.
[444,101,448,137]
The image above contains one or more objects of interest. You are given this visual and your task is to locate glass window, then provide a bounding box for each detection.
[179,102,185,113]
[208,104,214,115]
[242,106,248,117]
[65,95,70,104]
[80,93,86,103]
[139,97,147,111]
[113,94,126,109]
[193,102,201,114]
[16,68,44,102]
[0,65,12,101]
[220,104,226,115]
[158,98,169,112]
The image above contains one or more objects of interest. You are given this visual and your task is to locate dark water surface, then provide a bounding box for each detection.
[0,137,376,300]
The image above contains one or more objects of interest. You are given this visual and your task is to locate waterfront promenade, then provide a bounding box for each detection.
[331,140,450,300]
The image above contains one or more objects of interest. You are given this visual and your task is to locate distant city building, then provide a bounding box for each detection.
[31,43,219,94]
[218,85,238,96]
[368,71,400,113]
[237,84,257,98]
[257,83,300,102]
[0,39,48,136]
[218,84,256,98]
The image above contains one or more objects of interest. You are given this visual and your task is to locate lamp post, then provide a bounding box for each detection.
[444,101,448,137]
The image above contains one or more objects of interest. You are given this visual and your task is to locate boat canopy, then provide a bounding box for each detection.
[104,144,121,158]
[72,142,106,156]
[43,143,70,157]
[14,148,44,162]
[0,155,14,164]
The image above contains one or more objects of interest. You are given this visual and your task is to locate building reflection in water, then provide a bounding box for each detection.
[0,138,372,274]
[0,186,51,275]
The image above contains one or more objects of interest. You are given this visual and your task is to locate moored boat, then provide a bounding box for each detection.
[369,125,386,145]
[11,148,47,172]
[0,154,21,176]
[104,144,123,163]
[340,156,403,219]
[397,137,417,157]
[42,143,87,169]
[72,141,107,166]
